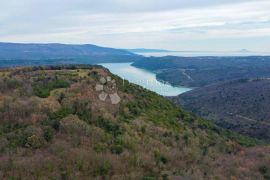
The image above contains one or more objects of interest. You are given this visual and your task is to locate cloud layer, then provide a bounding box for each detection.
[1,0,269,51]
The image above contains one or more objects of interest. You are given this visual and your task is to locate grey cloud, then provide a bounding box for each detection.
[0,0,269,51]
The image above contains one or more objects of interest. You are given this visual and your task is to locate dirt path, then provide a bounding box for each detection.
[182,70,194,81]
[236,114,270,126]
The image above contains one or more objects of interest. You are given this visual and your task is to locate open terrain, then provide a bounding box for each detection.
[0,65,269,179]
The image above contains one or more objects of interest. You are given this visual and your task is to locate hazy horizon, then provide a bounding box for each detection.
[0,41,270,56]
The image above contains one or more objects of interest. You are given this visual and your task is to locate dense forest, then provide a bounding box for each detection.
[132,56,270,87]
[171,78,270,142]
[0,65,269,179]
[0,43,142,65]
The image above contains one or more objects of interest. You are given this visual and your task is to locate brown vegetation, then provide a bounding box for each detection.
[0,65,269,179]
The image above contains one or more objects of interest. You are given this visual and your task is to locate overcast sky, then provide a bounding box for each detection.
[1,0,270,51]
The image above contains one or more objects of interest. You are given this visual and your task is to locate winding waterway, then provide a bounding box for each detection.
[100,63,191,96]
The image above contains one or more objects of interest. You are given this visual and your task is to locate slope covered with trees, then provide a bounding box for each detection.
[132,56,270,87]
[0,65,269,179]
[171,78,270,142]
[0,43,141,66]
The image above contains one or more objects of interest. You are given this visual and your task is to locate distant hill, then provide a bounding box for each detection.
[238,49,251,53]
[0,42,141,64]
[170,78,270,142]
[127,48,173,53]
[132,56,270,87]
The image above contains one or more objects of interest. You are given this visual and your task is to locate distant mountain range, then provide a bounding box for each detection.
[127,48,264,54]
[0,42,140,62]
[126,48,174,53]
[238,49,251,53]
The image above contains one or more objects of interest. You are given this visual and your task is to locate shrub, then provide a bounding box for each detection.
[142,173,158,180]
[48,79,70,89]
[110,144,123,154]
[41,119,60,131]
[94,143,107,153]
[43,126,54,142]
[33,86,50,98]
[95,162,112,177]
[57,92,65,104]
[96,116,123,137]
[33,79,70,98]
[88,71,99,80]
[27,135,43,149]
[15,130,29,147]
[59,115,92,139]
[154,152,168,165]
[49,107,73,120]
[6,126,44,148]
[259,165,270,179]
[51,119,60,131]
[73,100,91,123]
[259,166,268,174]
[6,79,20,89]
